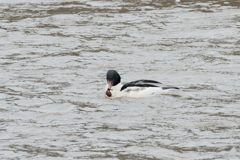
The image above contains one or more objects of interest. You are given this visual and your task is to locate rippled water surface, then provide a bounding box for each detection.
[0,0,240,159]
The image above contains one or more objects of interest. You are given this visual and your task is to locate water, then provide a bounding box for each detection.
[0,0,240,159]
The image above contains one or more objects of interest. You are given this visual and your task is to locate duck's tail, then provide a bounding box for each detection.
[162,86,180,90]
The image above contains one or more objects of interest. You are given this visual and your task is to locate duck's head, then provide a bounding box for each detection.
[106,70,121,97]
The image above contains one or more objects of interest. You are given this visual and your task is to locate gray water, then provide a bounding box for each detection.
[0,0,240,159]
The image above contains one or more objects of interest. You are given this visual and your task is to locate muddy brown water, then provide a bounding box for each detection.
[0,0,240,159]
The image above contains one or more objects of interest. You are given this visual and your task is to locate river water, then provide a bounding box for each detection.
[0,0,240,159]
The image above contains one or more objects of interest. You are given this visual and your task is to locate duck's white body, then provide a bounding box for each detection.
[105,83,179,98]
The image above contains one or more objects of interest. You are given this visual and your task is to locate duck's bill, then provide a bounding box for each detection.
[107,81,112,90]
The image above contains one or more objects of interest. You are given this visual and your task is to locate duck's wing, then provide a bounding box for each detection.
[120,79,161,91]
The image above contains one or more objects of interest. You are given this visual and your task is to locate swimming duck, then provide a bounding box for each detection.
[105,70,179,98]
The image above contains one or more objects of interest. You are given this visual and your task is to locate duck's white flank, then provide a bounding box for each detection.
[105,83,180,98]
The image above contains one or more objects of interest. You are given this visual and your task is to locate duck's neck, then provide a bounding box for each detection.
[110,83,124,97]
[112,83,123,91]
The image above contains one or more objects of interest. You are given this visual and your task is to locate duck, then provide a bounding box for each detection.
[105,70,179,98]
